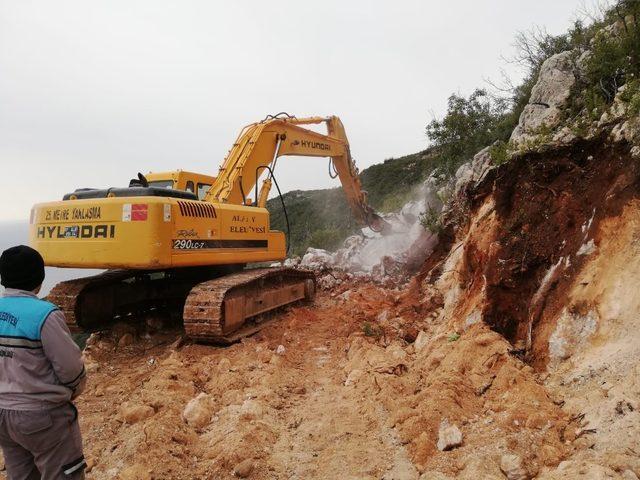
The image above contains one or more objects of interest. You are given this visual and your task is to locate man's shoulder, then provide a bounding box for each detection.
[2,296,58,313]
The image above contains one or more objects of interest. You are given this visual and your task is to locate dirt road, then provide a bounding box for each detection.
[0,274,559,480]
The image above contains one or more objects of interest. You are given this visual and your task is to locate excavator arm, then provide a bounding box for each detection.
[205,115,387,231]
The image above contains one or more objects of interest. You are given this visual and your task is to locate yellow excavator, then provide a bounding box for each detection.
[29,114,385,343]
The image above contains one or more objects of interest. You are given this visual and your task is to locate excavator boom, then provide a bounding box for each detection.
[207,115,386,231]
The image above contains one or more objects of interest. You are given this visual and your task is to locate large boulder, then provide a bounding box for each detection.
[332,235,365,269]
[300,247,335,270]
[511,51,576,145]
[453,146,493,197]
[500,454,530,480]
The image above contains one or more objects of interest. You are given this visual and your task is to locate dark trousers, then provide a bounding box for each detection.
[0,404,85,480]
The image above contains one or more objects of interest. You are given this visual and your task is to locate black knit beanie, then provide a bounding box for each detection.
[0,245,45,292]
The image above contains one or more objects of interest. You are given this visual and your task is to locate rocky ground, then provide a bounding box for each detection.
[2,198,639,480]
[0,282,569,480]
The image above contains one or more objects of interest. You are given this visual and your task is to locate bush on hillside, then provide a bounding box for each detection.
[580,2,640,117]
[425,89,512,175]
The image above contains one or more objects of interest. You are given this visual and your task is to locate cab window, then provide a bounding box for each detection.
[197,183,211,200]
[185,181,194,193]
[147,180,173,189]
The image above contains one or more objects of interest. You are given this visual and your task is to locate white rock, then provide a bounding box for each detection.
[233,459,254,478]
[548,308,598,366]
[275,345,286,355]
[337,290,352,301]
[610,117,640,144]
[464,309,481,329]
[217,357,231,373]
[283,256,301,267]
[85,332,100,348]
[240,399,264,420]
[182,393,214,429]
[500,454,529,480]
[300,247,335,270]
[414,331,429,353]
[85,361,100,374]
[344,369,364,386]
[511,51,576,145]
[436,420,463,451]
[317,274,339,290]
[577,239,596,256]
[454,146,493,196]
[290,171,447,277]
[333,235,365,268]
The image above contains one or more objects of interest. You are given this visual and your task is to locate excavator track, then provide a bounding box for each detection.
[47,270,137,332]
[184,268,315,344]
[46,268,215,333]
[46,267,315,343]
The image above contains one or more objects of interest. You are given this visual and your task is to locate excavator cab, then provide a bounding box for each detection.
[145,171,217,200]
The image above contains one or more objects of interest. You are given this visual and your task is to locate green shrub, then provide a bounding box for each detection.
[363,322,383,338]
[447,332,460,342]
[380,191,412,213]
[619,79,640,115]
[577,2,640,112]
[419,206,444,235]
[307,228,345,252]
[489,141,510,166]
[425,89,512,175]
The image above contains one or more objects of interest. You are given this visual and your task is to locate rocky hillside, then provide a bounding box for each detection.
[291,4,640,476]
[266,149,436,255]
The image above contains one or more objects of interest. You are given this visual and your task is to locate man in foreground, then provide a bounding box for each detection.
[0,245,87,479]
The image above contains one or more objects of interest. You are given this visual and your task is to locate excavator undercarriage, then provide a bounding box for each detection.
[48,267,315,344]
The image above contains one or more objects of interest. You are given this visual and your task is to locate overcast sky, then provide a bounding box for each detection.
[0,0,591,221]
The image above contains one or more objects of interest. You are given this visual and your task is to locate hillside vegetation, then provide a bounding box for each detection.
[267,149,436,255]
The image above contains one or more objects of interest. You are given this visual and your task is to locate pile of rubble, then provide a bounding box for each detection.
[285,143,494,288]
[284,176,447,285]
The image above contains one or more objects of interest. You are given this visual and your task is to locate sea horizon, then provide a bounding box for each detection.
[0,220,102,296]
